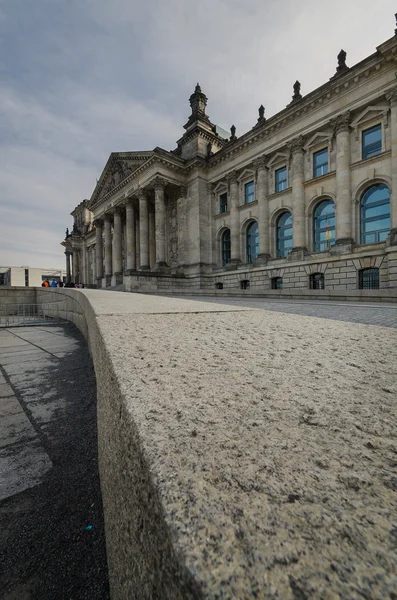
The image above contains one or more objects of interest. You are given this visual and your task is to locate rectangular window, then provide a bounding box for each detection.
[313,148,328,178]
[24,269,29,287]
[275,167,287,193]
[244,181,254,204]
[219,192,228,213]
[362,124,382,160]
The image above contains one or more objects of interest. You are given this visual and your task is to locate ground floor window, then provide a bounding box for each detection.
[359,268,379,289]
[271,277,283,289]
[240,279,250,290]
[310,273,325,290]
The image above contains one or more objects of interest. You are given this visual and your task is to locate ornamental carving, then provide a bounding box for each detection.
[99,160,135,199]
[330,111,351,134]
[177,185,188,199]
[386,88,397,106]
[152,176,167,191]
[226,170,238,184]
[253,156,266,171]
[287,135,305,155]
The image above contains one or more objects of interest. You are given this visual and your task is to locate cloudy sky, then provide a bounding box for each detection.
[0,0,395,269]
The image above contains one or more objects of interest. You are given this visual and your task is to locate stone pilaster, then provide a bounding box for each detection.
[153,177,168,270]
[112,207,123,276]
[331,111,353,253]
[386,89,397,245]
[125,199,136,273]
[287,136,307,257]
[226,171,240,267]
[104,214,113,277]
[72,250,79,283]
[65,251,71,283]
[138,189,150,270]
[254,156,270,263]
[94,219,104,280]
[177,186,188,268]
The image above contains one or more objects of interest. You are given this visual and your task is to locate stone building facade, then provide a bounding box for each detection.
[62,24,397,295]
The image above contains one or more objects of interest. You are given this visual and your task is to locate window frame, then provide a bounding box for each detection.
[271,277,283,290]
[358,268,380,289]
[219,192,228,214]
[360,184,390,245]
[244,181,255,205]
[313,147,329,178]
[276,211,293,258]
[246,221,259,263]
[275,166,288,193]
[221,229,231,267]
[309,273,325,290]
[313,199,336,252]
[361,123,382,160]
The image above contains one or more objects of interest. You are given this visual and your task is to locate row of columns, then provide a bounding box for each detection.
[94,178,168,281]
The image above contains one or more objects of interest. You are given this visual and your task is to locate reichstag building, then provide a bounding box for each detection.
[63,24,397,294]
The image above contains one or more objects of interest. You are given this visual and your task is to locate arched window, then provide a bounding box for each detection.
[360,184,390,244]
[359,268,380,289]
[246,221,259,263]
[221,229,231,266]
[310,273,325,290]
[313,200,335,252]
[276,212,293,258]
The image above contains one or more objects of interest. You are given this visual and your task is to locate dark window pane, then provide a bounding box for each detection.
[221,229,231,266]
[271,277,283,290]
[360,184,390,244]
[219,192,228,213]
[359,268,379,289]
[246,221,259,263]
[362,124,382,160]
[245,181,255,204]
[313,148,329,178]
[276,211,293,257]
[275,167,287,193]
[310,273,325,290]
[313,199,335,252]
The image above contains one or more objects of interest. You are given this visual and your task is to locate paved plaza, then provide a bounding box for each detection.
[173,296,397,328]
[0,324,109,599]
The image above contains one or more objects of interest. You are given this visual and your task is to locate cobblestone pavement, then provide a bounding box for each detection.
[0,324,109,600]
[175,297,397,328]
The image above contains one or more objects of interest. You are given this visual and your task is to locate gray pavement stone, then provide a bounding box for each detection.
[0,440,52,502]
[0,383,14,398]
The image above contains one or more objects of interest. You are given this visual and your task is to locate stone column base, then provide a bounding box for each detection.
[152,262,170,273]
[225,260,241,271]
[288,247,308,261]
[124,269,137,276]
[330,238,354,255]
[105,276,112,287]
[254,253,270,266]
[139,265,151,272]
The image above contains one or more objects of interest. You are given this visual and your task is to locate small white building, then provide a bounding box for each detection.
[0,267,66,287]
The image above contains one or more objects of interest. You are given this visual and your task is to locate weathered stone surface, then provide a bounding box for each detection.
[35,288,397,599]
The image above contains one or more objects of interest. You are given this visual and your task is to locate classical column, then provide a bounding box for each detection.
[112,207,122,276]
[254,156,270,262]
[177,186,188,268]
[227,171,240,265]
[104,214,113,277]
[386,89,397,244]
[153,177,167,269]
[125,199,136,272]
[332,111,353,249]
[65,251,71,283]
[72,250,79,283]
[94,219,104,280]
[288,136,306,252]
[138,189,150,270]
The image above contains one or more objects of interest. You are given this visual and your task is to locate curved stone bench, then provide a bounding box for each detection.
[30,288,397,599]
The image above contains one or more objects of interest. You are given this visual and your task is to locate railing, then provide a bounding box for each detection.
[0,302,65,327]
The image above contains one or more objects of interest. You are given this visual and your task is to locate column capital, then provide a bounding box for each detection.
[152,176,167,191]
[287,135,305,155]
[126,197,135,207]
[137,188,148,200]
[206,183,214,195]
[330,111,351,134]
[226,170,238,184]
[112,206,123,216]
[64,250,71,256]
[93,218,103,228]
[253,155,267,171]
[103,212,113,222]
[386,87,397,107]
[178,185,188,198]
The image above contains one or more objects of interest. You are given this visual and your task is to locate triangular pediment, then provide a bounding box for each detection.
[304,131,332,150]
[213,181,227,193]
[237,168,255,182]
[267,152,289,167]
[90,151,153,206]
[351,105,389,128]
